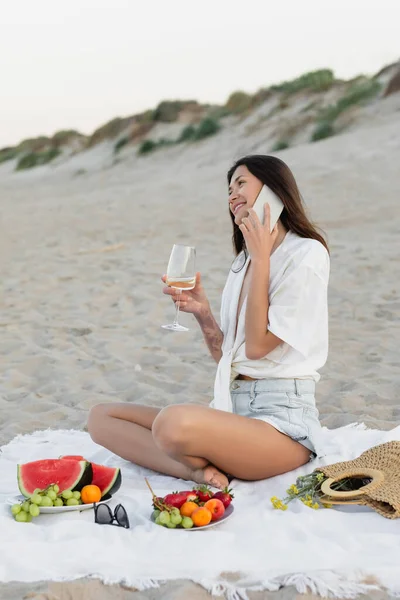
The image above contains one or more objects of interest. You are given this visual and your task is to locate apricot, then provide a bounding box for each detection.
[191,506,212,527]
[180,501,198,517]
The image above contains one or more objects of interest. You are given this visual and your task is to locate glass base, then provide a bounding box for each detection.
[161,323,189,332]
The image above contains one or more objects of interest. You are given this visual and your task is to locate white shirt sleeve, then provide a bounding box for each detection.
[267,261,328,358]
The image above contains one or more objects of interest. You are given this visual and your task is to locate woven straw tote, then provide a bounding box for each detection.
[316,441,400,519]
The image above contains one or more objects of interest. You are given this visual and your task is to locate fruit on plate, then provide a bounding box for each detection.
[193,484,213,503]
[10,484,83,522]
[60,455,122,498]
[212,487,234,508]
[204,498,225,521]
[191,506,212,527]
[145,478,232,529]
[162,490,198,509]
[180,501,199,518]
[81,484,102,504]
[17,459,92,498]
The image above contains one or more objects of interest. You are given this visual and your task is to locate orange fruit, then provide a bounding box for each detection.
[180,501,198,517]
[191,506,212,527]
[81,484,102,504]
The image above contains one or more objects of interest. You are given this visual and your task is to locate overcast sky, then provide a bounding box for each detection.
[1,0,399,147]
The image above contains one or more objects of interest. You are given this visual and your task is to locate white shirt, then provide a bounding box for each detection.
[211,231,330,412]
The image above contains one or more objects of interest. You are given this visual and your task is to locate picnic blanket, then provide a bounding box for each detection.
[1,424,400,599]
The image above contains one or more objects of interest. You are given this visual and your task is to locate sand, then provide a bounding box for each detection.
[1,97,399,598]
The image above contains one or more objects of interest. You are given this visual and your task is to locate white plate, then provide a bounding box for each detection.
[151,503,234,530]
[7,494,112,514]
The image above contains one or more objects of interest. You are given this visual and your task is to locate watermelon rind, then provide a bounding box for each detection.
[60,456,122,498]
[17,459,93,498]
[92,465,122,498]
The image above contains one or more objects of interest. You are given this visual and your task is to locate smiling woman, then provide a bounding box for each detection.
[88,154,330,489]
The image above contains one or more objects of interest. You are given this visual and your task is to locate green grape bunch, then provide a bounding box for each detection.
[11,483,83,522]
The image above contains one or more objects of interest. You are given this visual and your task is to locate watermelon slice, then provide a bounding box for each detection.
[18,459,92,498]
[61,455,122,498]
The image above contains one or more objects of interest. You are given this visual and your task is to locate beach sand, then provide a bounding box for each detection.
[1,104,399,598]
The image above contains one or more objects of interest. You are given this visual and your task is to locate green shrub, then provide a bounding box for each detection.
[272,69,335,95]
[206,106,231,120]
[178,125,196,142]
[272,140,290,152]
[16,148,61,170]
[157,138,175,147]
[16,136,51,154]
[310,79,381,143]
[319,79,382,123]
[152,100,198,123]
[193,118,220,141]
[114,137,129,153]
[51,129,84,147]
[225,91,252,114]
[0,147,18,164]
[311,122,335,142]
[138,140,157,155]
[88,117,134,147]
[137,109,155,124]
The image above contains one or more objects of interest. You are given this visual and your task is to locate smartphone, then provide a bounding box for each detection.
[251,185,284,232]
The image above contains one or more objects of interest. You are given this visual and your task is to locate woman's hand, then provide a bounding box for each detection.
[162,272,210,318]
[239,203,279,261]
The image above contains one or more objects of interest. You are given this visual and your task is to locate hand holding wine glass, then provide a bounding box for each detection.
[161,244,197,332]
[162,271,210,318]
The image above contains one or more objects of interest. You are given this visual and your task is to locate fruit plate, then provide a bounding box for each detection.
[151,504,234,530]
[7,494,112,514]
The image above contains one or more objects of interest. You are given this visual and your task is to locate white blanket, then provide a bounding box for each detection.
[1,425,400,599]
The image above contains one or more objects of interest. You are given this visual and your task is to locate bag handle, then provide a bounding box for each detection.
[320,468,384,499]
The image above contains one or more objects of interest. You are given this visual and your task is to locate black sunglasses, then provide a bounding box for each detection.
[94,503,130,529]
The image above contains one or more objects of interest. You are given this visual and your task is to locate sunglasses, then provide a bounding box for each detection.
[94,503,130,529]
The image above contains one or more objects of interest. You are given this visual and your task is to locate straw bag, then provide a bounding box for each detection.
[317,441,400,519]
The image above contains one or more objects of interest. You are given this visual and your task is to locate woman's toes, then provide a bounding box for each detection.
[203,466,229,490]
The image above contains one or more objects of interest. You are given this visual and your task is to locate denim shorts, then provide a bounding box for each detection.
[230,378,322,457]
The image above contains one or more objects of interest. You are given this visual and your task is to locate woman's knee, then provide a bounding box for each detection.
[152,405,192,453]
[87,403,111,443]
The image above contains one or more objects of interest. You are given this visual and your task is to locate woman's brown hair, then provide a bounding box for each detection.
[227,155,329,256]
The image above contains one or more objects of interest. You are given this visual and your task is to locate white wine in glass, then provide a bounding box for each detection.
[162,244,196,332]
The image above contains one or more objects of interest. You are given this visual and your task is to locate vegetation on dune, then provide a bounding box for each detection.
[51,129,85,147]
[137,117,221,157]
[7,63,393,169]
[16,136,52,154]
[271,69,335,95]
[16,148,61,170]
[178,125,196,142]
[88,116,137,147]
[192,118,220,140]
[138,140,157,155]
[0,147,18,164]
[114,136,129,154]
[225,91,253,114]
[311,78,382,142]
[272,139,290,152]
[152,100,198,123]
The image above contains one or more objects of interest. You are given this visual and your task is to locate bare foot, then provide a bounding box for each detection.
[191,464,229,490]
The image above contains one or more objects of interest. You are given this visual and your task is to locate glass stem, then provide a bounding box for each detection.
[173,289,182,326]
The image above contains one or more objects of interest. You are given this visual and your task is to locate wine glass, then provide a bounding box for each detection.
[162,244,196,332]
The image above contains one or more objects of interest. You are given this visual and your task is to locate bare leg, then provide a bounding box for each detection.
[87,403,229,488]
[152,404,311,480]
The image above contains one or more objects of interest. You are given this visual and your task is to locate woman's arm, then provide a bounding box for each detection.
[162,273,223,362]
[195,309,224,363]
[244,258,282,360]
[239,205,283,360]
